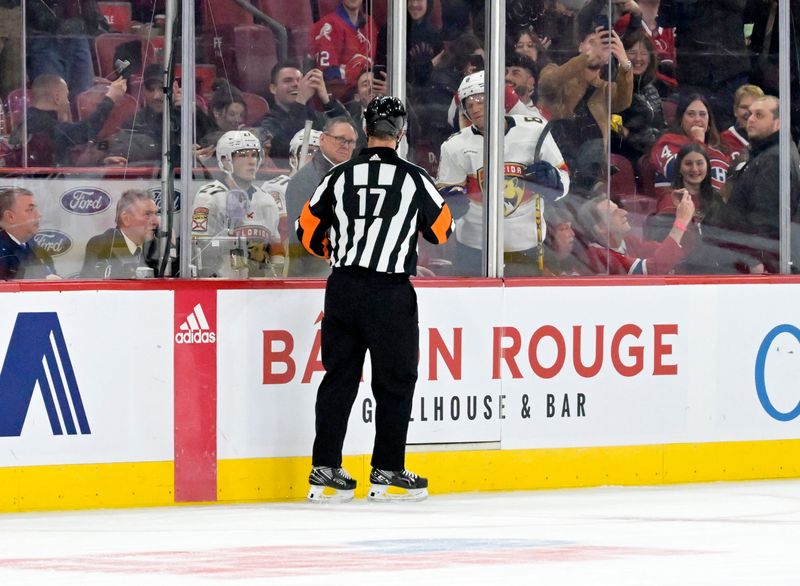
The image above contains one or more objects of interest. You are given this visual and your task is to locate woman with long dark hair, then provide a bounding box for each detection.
[648,93,731,194]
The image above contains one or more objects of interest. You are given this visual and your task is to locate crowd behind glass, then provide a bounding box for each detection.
[0,0,795,279]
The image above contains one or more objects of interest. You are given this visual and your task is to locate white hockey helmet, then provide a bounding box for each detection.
[458,70,485,104]
[289,129,322,173]
[216,130,262,173]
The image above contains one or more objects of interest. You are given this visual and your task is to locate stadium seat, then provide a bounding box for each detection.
[242,92,269,125]
[258,0,313,60]
[98,1,133,33]
[609,153,637,203]
[234,25,278,95]
[662,99,677,126]
[366,0,387,28]
[175,64,218,98]
[637,154,658,198]
[75,87,138,140]
[201,0,253,27]
[6,88,30,132]
[429,0,442,30]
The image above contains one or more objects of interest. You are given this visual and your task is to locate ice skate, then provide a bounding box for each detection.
[306,466,356,503]
[367,468,428,502]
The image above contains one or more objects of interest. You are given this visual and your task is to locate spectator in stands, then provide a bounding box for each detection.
[657,0,750,130]
[377,0,444,89]
[649,93,731,194]
[537,25,633,172]
[517,0,583,65]
[310,0,377,93]
[80,189,160,279]
[286,117,357,277]
[542,204,586,275]
[198,79,247,147]
[259,61,352,168]
[578,189,694,274]
[26,0,109,99]
[637,0,676,86]
[0,187,59,280]
[104,64,184,166]
[505,53,542,117]
[714,96,800,273]
[509,26,550,65]
[720,84,765,164]
[0,0,22,98]
[646,144,725,273]
[611,31,665,165]
[347,69,388,151]
[12,73,127,166]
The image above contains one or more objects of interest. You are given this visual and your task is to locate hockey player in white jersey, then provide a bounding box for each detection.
[437,70,570,276]
[191,130,285,278]
[260,128,323,275]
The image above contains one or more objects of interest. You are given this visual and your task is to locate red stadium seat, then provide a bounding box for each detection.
[201,0,253,27]
[175,64,218,98]
[662,99,677,126]
[242,92,269,125]
[6,88,30,132]
[317,0,340,18]
[234,25,278,95]
[637,154,658,198]
[429,0,442,30]
[366,0,387,28]
[75,87,138,139]
[609,153,636,203]
[98,1,133,33]
[258,0,313,60]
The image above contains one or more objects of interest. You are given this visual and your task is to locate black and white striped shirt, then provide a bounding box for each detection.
[296,146,453,275]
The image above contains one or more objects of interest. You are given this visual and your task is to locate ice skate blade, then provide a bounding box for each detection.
[367,484,428,502]
[307,485,354,503]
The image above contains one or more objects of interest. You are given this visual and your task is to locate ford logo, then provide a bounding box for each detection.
[149,187,181,212]
[60,187,112,215]
[33,229,72,256]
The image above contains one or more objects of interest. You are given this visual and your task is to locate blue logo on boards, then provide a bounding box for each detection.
[59,187,112,215]
[0,313,90,437]
[33,230,72,256]
[755,324,800,422]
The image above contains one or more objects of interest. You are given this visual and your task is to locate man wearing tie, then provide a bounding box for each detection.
[0,187,59,280]
[80,189,160,279]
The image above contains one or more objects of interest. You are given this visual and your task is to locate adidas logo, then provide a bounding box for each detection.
[175,303,216,344]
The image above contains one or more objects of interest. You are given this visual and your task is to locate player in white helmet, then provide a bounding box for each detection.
[447,69,535,131]
[436,71,570,276]
[191,130,285,278]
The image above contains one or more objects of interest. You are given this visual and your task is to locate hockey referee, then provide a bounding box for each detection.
[296,96,454,502]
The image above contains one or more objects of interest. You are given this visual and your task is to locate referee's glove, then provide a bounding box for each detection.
[523,161,565,203]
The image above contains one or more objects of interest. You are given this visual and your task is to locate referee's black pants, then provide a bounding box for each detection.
[312,266,419,471]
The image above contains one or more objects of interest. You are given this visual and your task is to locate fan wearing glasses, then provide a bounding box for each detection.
[286,117,359,277]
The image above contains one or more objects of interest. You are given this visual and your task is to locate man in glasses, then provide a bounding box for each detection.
[286,117,358,276]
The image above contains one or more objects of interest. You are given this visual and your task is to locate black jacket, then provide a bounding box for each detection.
[80,227,158,278]
[0,230,57,280]
[713,132,800,272]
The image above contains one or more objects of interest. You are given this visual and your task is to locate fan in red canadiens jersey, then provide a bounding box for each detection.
[436,70,570,276]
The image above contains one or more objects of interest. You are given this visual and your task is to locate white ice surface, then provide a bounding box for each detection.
[0,479,798,585]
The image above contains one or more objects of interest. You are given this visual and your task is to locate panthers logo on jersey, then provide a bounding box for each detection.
[477,162,536,216]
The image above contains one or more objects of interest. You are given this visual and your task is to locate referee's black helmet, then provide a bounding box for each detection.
[364,96,406,138]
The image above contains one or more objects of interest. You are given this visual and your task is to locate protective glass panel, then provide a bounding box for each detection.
[190,0,387,279]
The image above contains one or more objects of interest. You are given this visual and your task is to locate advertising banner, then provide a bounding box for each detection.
[0,290,173,467]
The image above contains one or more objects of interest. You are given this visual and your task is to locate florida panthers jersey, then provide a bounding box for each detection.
[191,180,284,278]
[261,173,291,243]
[437,115,569,252]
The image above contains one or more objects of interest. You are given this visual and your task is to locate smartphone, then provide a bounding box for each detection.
[593,14,610,31]
[106,58,131,81]
[372,64,387,78]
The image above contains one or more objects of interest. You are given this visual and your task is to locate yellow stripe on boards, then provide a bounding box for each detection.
[0,461,174,513]
[218,440,800,503]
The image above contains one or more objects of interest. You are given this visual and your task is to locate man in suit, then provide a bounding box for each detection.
[80,189,160,279]
[0,187,59,280]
